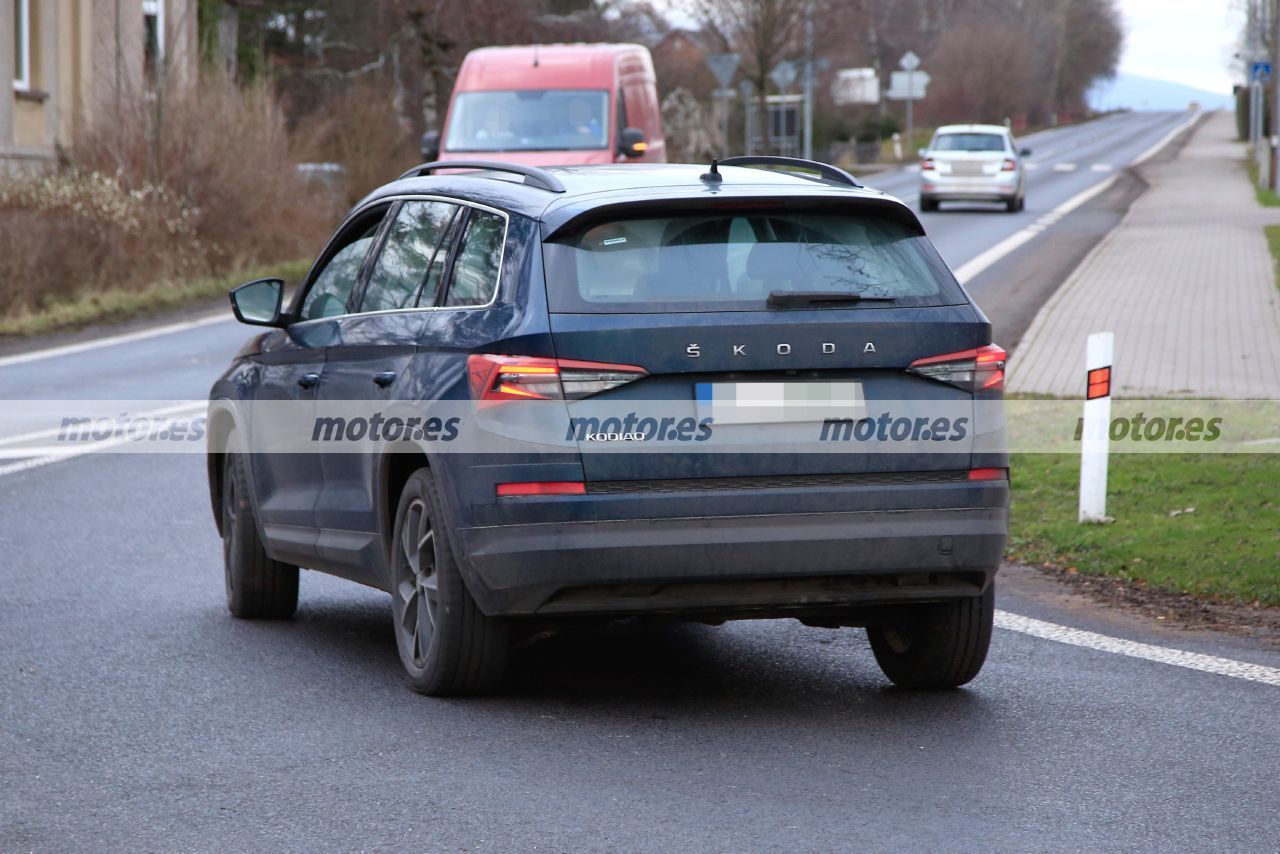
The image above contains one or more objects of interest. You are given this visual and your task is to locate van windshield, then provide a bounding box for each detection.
[543,211,965,313]
[445,90,610,152]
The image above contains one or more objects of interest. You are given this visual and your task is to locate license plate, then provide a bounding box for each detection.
[695,382,866,424]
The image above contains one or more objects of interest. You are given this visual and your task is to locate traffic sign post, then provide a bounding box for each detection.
[705,53,740,154]
[890,52,928,157]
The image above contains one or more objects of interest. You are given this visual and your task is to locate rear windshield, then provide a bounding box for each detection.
[931,133,1007,152]
[543,211,964,313]
[445,90,609,153]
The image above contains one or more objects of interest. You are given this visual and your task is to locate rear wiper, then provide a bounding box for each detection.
[767,290,897,308]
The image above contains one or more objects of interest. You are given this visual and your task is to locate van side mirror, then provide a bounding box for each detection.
[230,278,285,327]
[420,130,441,162]
[1019,147,1032,157]
[619,127,648,159]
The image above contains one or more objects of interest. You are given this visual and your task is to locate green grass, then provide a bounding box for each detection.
[1266,225,1280,295]
[0,259,311,337]
[1247,159,1280,207]
[1008,453,1280,606]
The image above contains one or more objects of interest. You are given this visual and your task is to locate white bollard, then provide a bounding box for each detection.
[1079,331,1114,523]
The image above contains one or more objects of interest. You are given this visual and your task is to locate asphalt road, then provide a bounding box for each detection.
[4,111,1279,851]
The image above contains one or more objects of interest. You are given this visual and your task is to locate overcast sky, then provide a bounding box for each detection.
[1117,0,1245,91]
[654,1,1247,93]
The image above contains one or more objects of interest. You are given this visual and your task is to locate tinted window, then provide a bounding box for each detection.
[932,133,1007,152]
[445,90,609,152]
[444,211,506,307]
[543,211,963,313]
[361,200,459,312]
[299,220,381,321]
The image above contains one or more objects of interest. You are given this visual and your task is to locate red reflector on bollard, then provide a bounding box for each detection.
[1086,366,1111,399]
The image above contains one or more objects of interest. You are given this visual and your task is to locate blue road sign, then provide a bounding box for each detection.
[1252,61,1272,83]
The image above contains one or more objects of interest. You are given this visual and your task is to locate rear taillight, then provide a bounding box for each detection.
[921,157,936,171]
[907,344,1006,392]
[467,354,647,403]
[1001,159,1017,171]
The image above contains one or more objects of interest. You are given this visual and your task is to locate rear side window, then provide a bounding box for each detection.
[543,211,964,313]
[361,200,459,312]
[444,210,506,307]
[932,133,1007,152]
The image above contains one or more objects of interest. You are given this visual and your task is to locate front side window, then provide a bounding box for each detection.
[13,0,30,90]
[298,220,382,321]
[444,211,506,307]
[361,200,460,312]
[445,90,609,152]
[931,133,1007,153]
[544,211,963,313]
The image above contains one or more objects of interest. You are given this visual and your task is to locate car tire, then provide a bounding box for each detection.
[920,195,939,212]
[867,582,994,689]
[222,451,299,619]
[390,468,509,696]
[1004,195,1020,213]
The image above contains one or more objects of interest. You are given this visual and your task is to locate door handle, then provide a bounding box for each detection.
[297,372,321,389]
[372,371,397,388]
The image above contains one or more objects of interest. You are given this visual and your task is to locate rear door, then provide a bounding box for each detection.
[542,207,990,482]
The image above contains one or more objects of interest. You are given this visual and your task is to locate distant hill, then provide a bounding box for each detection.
[1088,73,1234,111]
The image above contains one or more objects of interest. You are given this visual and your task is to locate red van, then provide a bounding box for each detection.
[421,44,666,166]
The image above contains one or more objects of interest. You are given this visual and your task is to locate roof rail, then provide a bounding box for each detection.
[397,160,566,193]
[716,156,861,188]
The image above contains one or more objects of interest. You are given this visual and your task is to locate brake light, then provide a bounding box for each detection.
[968,467,1007,481]
[907,344,1006,392]
[921,158,936,171]
[1001,159,1017,171]
[496,481,586,497]
[467,354,647,403]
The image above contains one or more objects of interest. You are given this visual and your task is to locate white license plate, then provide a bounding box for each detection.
[695,382,866,424]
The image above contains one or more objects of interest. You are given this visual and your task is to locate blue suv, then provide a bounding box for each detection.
[208,157,1009,695]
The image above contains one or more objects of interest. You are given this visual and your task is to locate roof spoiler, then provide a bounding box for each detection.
[717,156,862,188]
[397,160,566,194]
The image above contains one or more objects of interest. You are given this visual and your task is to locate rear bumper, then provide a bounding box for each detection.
[921,175,1019,201]
[454,495,1008,617]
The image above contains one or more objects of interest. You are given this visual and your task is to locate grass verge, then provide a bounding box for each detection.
[1247,159,1280,207]
[1266,224,1280,295]
[1008,453,1280,607]
[0,259,311,337]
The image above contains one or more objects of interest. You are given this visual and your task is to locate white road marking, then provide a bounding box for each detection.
[0,402,206,477]
[1130,110,1201,166]
[1091,163,1113,172]
[951,175,1118,283]
[1053,162,1078,172]
[1023,162,1039,171]
[0,311,230,370]
[996,611,1280,687]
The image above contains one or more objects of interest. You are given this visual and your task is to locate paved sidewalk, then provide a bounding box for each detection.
[1008,111,1280,398]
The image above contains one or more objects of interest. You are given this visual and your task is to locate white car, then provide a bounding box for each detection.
[919,124,1030,213]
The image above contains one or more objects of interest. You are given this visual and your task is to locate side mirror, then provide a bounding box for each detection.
[917,148,927,158]
[230,278,285,327]
[619,127,648,159]
[1019,147,1032,157]
[420,130,440,162]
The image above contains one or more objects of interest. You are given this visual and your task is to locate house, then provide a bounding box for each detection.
[1,0,197,172]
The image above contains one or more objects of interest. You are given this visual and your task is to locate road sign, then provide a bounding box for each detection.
[887,70,929,100]
[832,68,879,105]
[769,60,797,92]
[899,50,921,72]
[705,53,740,90]
[1252,61,1272,83]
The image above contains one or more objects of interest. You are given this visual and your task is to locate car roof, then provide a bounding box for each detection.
[365,163,919,234]
[934,124,1011,135]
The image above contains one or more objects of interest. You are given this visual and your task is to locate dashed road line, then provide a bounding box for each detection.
[995,611,1280,687]
[1053,162,1078,172]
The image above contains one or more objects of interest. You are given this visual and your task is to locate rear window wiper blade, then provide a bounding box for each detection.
[767,290,897,308]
